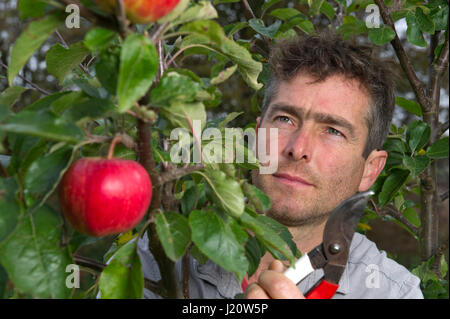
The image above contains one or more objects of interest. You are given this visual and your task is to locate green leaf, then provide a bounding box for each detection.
[395,97,423,117]
[0,178,20,243]
[368,26,396,45]
[378,169,410,206]
[155,211,191,262]
[95,50,120,95]
[337,16,369,39]
[239,210,296,264]
[320,1,336,21]
[170,0,218,26]
[431,4,449,30]
[210,64,238,85]
[0,205,73,298]
[18,0,48,20]
[151,71,203,107]
[415,7,435,34]
[248,19,282,39]
[0,87,27,107]
[8,13,63,86]
[406,120,431,154]
[245,235,265,277]
[402,207,421,228]
[426,137,449,159]
[270,8,306,21]
[242,182,271,212]
[24,145,74,208]
[60,97,115,124]
[310,0,325,16]
[180,20,263,90]
[202,170,245,219]
[159,101,207,132]
[0,109,84,143]
[189,210,248,281]
[117,34,158,112]
[403,155,430,178]
[383,137,408,154]
[406,11,427,47]
[46,43,90,85]
[99,240,144,299]
[84,27,118,52]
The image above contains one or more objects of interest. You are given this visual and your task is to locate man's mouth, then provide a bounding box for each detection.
[272,173,314,187]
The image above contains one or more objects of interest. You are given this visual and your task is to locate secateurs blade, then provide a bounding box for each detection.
[283,190,374,299]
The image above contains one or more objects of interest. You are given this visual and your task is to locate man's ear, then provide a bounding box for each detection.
[358,150,387,192]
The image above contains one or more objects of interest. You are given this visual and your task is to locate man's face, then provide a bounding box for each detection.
[252,73,372,227]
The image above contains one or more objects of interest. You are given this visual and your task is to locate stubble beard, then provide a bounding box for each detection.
[252,171,353,228]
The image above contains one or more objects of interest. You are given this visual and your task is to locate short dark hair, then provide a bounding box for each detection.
[262,32,395,158]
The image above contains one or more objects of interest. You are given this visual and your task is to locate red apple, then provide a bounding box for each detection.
[59,157,152,237]
[94,0,181,24]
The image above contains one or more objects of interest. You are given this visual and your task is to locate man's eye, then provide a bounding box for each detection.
[275,116,291,123]
[327,127,343,136]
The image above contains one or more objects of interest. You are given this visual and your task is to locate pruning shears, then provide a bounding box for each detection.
[283,190,374,299]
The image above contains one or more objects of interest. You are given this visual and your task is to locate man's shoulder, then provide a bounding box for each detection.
[342,233,423,299]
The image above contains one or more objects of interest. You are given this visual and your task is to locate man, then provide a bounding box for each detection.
[137,32,423,299]
[244,32,423,299]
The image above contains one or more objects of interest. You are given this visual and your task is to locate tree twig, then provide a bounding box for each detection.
[72,253,164,297]
[440,189,449,202]
[158,164,205,185]
[382,206,419,236]
[374,0,433,112]
[0,62,51,95]
[438,120,449,137]
[114,0,130,38]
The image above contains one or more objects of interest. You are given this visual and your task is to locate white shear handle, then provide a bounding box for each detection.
[283,254,315,285]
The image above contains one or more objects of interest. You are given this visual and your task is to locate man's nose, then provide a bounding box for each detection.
[282,129,311,162]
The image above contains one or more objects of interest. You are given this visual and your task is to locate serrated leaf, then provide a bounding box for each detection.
[210,64,238,86]
[415,7,435,34]
[320,1,335,20]
[402,207,421,228]
[95,50,120,95]
[248,19,282,39]
[180,20,263,90]
[99,240,144,299]
[171,0,218,26]
[18,0,48,20]
[0,109,84,143]
[406,120,431,154]
[189,210,248,281]
[155,211,191,262]
[84,27,118,52]
[426,137,449,159]
[202,170,245,219]
[8,13,63,86]
[368,26,396,45]
[239,210,295,264]
[159,101,206,132]
[406,11,427,47]
[0,178,20,242]
[0,205,73,298]
[395,97,423,117]
[0,87,27,107]
[117,34,158,112]
[403,155,430,178]
[46,43,90,84]
[378,169,410,206]
[242,182,271,212]
[151,71,203,107]
[23,145,74,208]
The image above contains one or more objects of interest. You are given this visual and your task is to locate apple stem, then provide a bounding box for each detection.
[107,135,123,160]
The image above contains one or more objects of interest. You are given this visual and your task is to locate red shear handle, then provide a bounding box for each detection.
[305,280,339,299]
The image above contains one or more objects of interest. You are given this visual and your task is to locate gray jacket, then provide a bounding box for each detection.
[137,232,423,299]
